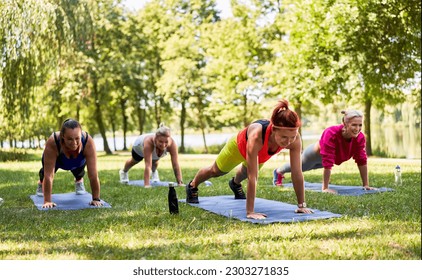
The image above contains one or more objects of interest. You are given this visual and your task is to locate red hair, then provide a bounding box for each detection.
[271,100,301,128]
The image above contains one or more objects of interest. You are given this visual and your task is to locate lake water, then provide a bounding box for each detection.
[2,125,420,159]
[93,125,421,159]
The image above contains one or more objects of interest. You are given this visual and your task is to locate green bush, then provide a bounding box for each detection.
[0,148,39,162]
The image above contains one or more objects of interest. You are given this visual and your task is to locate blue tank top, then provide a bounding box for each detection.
[53,132,88,170]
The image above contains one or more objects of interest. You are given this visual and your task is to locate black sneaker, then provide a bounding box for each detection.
[229,177,246,199]
[186,181,199,203]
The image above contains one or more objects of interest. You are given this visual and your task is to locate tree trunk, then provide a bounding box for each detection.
[196,97,208,153]
[92,74,112,155]
[136,89,145,135]
[110,116,117,151]
[120,96,128,150]
[364,99,372,156]
[154,98,162,129]
[137,105,145,135]
[242,94,248,127]
[201,125,208,154]
[296,101,303,149]
[179,100,186,153]
[94,102,112,154]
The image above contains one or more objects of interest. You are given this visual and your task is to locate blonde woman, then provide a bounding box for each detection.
[273,109,377,193]
[119,124,183,188]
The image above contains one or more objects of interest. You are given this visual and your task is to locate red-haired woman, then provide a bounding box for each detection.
[185,100,313,220]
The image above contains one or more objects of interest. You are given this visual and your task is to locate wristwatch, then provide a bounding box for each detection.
[297,202,307,208]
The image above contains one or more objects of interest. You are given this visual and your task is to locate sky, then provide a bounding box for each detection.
[122,0,233,18]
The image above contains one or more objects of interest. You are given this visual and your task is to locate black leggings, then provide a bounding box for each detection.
[39,163,86,182]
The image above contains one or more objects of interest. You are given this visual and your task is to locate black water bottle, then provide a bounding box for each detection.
[168,182,179,214]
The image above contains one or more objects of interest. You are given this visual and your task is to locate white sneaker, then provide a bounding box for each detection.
[36,182,43,197]
[119,169,129,183]
[75,181,87,195]
[151,170,160,182]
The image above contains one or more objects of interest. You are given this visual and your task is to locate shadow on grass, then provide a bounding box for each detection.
[1,209,419,259]
[0,167,420,259]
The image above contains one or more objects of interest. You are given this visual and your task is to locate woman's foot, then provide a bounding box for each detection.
[322,188,337,194]
[272,169,284,186]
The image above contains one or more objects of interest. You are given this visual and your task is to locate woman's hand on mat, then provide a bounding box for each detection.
[144,185,152,188]
[363,186,377,190]
[90,200,103,207]
[295,207,314,214]
[322,188,337,194]
[247,212,267,220]
[42,202,57,208]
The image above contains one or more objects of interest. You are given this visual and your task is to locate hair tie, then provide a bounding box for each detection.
[272,124,299,130]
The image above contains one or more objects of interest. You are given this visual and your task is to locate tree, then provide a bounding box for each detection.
[157,0,220,152]
[0,0,61,145]
[268,0,421,155]
[201,1,269,129]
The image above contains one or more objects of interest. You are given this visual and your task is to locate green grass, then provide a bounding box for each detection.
[0,151,420,260]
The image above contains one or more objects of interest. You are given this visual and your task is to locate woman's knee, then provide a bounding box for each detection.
[209,163,226,177]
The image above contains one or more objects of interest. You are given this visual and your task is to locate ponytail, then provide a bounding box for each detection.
[271,100,301,128]
[155,123,171,137]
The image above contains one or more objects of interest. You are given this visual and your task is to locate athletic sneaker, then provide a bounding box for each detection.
[273,169,284,186]
[229,177,246,199]
[119,169,129,183]
[36,182,43,197]
[75,181,87,195]
[185,181,199,203]
[151,170,160,182]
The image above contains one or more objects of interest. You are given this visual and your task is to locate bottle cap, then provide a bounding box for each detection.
[395,165,400,169]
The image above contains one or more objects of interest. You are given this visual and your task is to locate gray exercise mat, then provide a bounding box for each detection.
[282,182,394,196]
[181,195,341,224]
[30,192,111,210]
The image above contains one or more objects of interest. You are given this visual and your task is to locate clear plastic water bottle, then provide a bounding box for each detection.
[168,182,179,214]
[394,165,402,186]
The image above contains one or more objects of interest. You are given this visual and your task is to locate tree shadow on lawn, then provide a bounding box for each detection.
[1,168,420,223]
[1,208,419,259]
[1,169,420,259]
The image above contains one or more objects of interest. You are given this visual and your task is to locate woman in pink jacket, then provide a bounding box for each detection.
[273,109,377,193]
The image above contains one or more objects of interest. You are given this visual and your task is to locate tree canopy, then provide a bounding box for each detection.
[0,0,420,154]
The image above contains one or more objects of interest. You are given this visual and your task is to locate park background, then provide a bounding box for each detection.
[0,0,421,262]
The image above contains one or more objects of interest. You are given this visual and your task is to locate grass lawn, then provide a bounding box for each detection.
[0,150,420,260]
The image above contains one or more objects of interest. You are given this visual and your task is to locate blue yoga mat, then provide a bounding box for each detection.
[30,193,111,210]
[126,180,171,187]
[181,195,341,224]
[282,182,394,196]
[127,180,212,187]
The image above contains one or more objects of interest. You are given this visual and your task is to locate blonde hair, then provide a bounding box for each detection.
[341,110,363,124]
[155,123,171,137]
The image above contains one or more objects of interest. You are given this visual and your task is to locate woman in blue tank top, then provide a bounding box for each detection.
[36,119,102,208]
